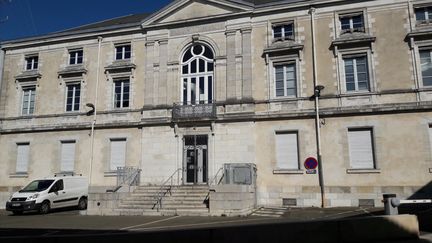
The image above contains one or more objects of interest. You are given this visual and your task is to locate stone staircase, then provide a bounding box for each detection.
[115,185,210,216]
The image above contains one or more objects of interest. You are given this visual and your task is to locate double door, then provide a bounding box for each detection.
[183,135,208,184]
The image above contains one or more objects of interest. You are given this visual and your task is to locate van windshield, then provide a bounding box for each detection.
[20,180,55,192]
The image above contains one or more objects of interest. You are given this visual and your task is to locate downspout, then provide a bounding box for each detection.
[89,36,103,185]
[0,48,4,116]
[309,7,326,208]
[407,0,421,101]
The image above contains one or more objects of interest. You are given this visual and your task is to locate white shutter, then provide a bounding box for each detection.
[110,139,126,171]
[60,141,75,172]
[348,129,375,169]
[16,144,30,173]
[276,133,299,169]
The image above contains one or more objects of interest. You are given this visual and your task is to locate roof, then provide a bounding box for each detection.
[2,0,312,45]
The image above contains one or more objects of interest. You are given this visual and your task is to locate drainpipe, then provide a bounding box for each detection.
[89,36,103,185]
[407,0,421,101]
[0,48,4,114]
[309,7,326,208]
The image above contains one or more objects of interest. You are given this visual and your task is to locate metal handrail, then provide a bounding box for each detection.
[107,167,141,193]
[152,168,182,211]
[208,167,224,186]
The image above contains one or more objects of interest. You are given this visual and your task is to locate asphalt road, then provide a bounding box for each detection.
[0,206,430,242]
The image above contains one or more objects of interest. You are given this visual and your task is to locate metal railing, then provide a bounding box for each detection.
[172,102,216,120]
[208,167,225,186]
[106,166,141,193]
[152,168,182,211]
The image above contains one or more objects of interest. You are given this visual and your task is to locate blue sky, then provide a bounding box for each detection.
[0,0,172,41]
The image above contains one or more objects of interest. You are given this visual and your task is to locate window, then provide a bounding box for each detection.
[110,139,126,171]
[420,50,432,86]
[348,128,375,169]
[25,56,38,70]
[415,7,432,24]
[274,63,297,97]
[113,79,130,108]
[273,23,294,40]
[22,86,36,115]
[340,14,364,33]
[181,44,214,105]
[343,55,369,92]
[69,50,83,65]
[275,132,299,170]
[115,44,131,60]
[60,141,75,172]
[65,83,81,112]
[16,143,30,173]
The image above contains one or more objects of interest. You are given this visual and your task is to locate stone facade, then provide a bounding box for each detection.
[0,0,431,210]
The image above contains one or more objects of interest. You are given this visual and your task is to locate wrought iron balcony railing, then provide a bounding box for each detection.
[172,102,216,120]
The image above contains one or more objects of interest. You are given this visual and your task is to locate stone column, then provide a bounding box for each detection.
[144,41,155,108]
[241,28,253,102]
[158,39,168,107]
[226,30,237,102]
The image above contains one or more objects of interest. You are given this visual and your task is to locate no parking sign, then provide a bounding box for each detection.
[304,157,318,174]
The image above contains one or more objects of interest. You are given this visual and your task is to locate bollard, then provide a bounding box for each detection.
[383,194,399,215]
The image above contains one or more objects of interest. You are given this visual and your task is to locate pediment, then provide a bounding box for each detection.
[142,0,252,26]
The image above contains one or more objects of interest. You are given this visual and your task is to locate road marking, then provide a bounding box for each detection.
[128,217,275,231]
[120,216,181,230]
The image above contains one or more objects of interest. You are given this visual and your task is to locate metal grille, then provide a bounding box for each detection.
[11,198,27,202]
[172,103,216,120]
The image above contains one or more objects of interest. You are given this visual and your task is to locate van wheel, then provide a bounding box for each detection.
[78,197,87,210]
[39,201,50,214]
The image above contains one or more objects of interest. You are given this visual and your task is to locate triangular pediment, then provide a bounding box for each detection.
[142,0,253,26]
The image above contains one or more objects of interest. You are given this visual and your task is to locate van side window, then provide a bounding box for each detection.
[50,180,64,192]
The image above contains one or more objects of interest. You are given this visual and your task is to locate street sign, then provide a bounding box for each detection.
[304,157,318,170]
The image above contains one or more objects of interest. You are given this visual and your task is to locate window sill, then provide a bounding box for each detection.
[273,169,304,174]
[346,168,381,174]
[104,171,117,177]
[339,91,374,97]
[9,173,29,178]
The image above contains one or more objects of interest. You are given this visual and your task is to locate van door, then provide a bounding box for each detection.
[49,179,67,208]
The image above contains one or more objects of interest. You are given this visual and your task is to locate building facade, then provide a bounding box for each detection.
[0,0,431,209]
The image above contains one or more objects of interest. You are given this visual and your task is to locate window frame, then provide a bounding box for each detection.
[15,142,30,174]
[339,12,365,34]
[270,58,300,99]
[337,49,374,94]
[272,21,295,41]
[65,82,81,112]
[109,138,127,172]
[113,78,130,109]
[342,54,370,92]
[21,85,36,116]
[347,127,377,170]
[68,49,83,65]
[59,140,76,173]
[414,5,432,25]
[273,61,298,98]
[24,55,39,71]
[274,131,300,171]
[418,47,432,87]
[114,44,131,60]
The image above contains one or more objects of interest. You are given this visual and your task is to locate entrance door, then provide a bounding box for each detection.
[183,135,208,184]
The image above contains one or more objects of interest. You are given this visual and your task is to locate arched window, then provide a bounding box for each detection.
[181,44,214,105]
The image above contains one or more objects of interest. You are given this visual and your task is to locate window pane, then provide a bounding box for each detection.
[70,56,76,65]
[273,26,282,38]
[208,76,213,102]
[284,24,293,38]
[191,60,197,73]
[352,15,363,29]
[358,81,369,90]
[182,65,188,74]
[207,62,214,72]
[199,59,205,72]
[183,49,192,62]
[124,45,131,59]
[346,82,356,91]
[33,57,38,69]
[340,17,350,30]
[416,8,426,21]
[203,46,214,59]
[115,47,123,60]
[183,79,188,105]
[191,78,196,104]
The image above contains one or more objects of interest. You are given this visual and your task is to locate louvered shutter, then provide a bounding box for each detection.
[60,141,75,172]
[276,133,299,169]
[348,130,375,169]
[16,144,30,173]
[110,139,126,171]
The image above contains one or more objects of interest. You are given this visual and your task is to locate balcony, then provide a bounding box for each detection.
[172,102,216,121]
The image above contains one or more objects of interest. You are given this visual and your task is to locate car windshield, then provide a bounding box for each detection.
[20,180,55,192]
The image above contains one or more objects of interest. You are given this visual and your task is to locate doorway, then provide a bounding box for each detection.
[183,135,208,184]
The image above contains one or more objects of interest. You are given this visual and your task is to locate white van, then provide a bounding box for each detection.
[5,176,88,214]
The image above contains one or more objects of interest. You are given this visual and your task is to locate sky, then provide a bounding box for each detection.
[0,0,172,41]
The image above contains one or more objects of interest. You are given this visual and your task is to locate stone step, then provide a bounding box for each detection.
[121,201,206,206]
[118,205,208,210]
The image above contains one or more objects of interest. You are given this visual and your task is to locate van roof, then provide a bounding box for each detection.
[43,176,88,180]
